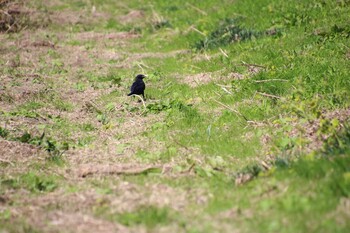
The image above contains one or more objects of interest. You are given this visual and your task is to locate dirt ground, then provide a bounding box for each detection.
[0,2,212,232]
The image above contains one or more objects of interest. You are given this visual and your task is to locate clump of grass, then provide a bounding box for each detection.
[1,172,58,193]
[0,129,68,159]
[146,99,191,113]
[194,18,263,50]
[0,0,50,32]
[117,206,173,228]
[316,23,350,40]
[96,70,122,86]
[151,11,172,30]
[322,122,350,156]
[0,1,28,32]
[0,126,9,138]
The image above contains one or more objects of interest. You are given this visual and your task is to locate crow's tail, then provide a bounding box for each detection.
[127,93,132,96]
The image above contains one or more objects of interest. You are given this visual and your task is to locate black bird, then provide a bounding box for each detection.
[127,74,146,100]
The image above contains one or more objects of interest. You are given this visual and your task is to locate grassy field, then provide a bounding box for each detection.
[0,0,349,232]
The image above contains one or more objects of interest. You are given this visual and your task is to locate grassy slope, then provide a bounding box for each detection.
[0,0,349,232]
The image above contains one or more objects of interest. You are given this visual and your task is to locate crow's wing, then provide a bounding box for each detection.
[131,80,145,94]
[130,81,137,93]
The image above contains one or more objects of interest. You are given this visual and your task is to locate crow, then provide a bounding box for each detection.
[127,74,146,100]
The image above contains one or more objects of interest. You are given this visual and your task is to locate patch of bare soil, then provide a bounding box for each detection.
[182,72,215,87]
[75,31,139,41]
[12,189,105,213]
[241,63,265,75]
[0,0,53,32]
[0,116,45,137]
[60,45,94,69]
[0,139,42,162]
[49,10,86,25]
[0,75,47,103]
[8,202,133,233]
[227,72,245,80]
[20,181,191,213]
[119,10,145,24]
[181,70,249,87]
[288,108,350,154]
[231,107,350,185]
[106,182,191,212]
[76,163,161,177]
[49,7,110,27]
[3,179,206,232]
[0,0,28,32]
[46,211,130,233]
[66,111,166,165]
[255,108,350,172]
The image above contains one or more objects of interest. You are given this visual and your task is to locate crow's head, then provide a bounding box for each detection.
[135,74,146,80]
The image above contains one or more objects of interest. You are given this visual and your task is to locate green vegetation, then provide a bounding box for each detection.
[0,0,349,232]
[104,206,174,229]
[1,172,58,193]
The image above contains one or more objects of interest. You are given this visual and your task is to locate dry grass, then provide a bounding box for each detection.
[0,140,43,163]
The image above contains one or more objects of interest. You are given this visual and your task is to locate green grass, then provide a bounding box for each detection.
[117,206,174,228]
[1,171,59,193]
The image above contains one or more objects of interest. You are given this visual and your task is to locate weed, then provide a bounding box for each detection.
[21,172,58,192]
[322,122,350,155]
[0,219,41,233]
[0,1,29,32]
[0,92,14,103]
[152,19,171,30]
[194,18,263,50]
[0,128,68,159]
[0,127,9,138]
[0,209,11,220]
[96,113,109,125]
[1,172,58,193]
[146,99,185,113]
[117,206,173,228]
[97,71,122,86]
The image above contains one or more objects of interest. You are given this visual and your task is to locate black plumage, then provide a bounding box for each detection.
[127,74,146,100]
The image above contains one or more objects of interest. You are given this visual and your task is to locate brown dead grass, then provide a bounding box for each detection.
[2,177,207,232]
[49,7,110,27]
[7,201,132,233]
[0,2,211,232]
[45,211,130,233]
[288,108,350,153]
[0,0,27,32]
[181,70,248,87]
[76,163,161,177]
[75,31,139,41]
[0,0,53,32]
[0,139,43,162]
[182,72,215,87]
[65,111,167,166]
[248,107,350,177]
[0,75,46,103]
[119,10,145,24]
